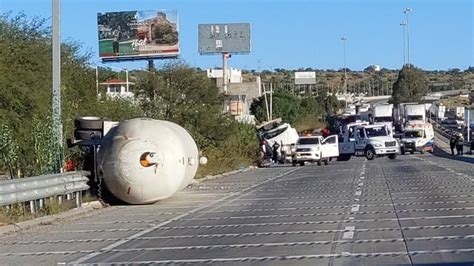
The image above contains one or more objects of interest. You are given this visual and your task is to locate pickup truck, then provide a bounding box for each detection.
[292,135,339,166]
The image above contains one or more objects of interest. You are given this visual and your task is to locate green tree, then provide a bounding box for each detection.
[391,65,429,105]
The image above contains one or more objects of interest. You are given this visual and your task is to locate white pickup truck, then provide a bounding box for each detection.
[292,135,339,166]
[339,123,399,160]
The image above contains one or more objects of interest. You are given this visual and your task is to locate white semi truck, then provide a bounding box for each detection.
[404,104,426,123]
[372,104,394,133]
[338,123,400,161]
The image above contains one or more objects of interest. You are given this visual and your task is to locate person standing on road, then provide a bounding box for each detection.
[449,134,456,155]
[455,133,464,155]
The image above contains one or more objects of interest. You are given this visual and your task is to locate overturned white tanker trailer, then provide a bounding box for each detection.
[72,117,205,204]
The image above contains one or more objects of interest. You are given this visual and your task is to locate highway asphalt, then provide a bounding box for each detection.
[0,152,473,265]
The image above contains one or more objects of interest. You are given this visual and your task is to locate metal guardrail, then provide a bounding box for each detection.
[429,118,472,149]
[0,171,90,212]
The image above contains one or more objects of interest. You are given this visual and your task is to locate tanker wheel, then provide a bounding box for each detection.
[317,160,322,166]
[299,161,305,166]
[410,151,414,154]
[74,130,102,140]
[324,159,329,165]
[75,116,103,130]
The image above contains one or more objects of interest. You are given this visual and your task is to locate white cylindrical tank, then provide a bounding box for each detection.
[97,118,199,204]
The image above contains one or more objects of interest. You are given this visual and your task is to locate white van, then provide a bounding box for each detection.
[400,122,434,154]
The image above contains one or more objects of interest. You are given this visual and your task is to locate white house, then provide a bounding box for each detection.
[100,79,135,99]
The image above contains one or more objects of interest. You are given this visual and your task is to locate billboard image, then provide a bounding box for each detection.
[98,10,179,61]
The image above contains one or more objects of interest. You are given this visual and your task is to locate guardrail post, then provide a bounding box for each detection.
[39,198,44,209]
[75,191,82,207]
[29,200,36,215]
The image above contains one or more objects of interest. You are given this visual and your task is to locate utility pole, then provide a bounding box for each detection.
[404,8,412,67]
[52,0,63,173]
[341,36,348,108]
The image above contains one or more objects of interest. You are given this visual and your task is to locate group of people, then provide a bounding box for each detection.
[449,132,465,155]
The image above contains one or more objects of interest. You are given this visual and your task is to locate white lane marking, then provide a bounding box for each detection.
[360,176,365,180]
[355,191,362,196]
[68,168,299,265]
[351,204,360,212]
[348,217,355,220]
[358,182,364,186]
[342,226,355,239]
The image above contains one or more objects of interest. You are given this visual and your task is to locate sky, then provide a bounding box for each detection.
[0,0,473,71]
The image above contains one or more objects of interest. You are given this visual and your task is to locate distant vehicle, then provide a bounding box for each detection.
[292,135,339,166]
[404,104,426,124]
[400,122,434,154]
[339,123,399,160]
[372,103,394,133]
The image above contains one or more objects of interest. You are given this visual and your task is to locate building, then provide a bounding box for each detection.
[100,79,135,99]
[207,68,261,124]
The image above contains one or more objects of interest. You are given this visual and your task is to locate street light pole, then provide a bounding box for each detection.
[400,21,407,66]
[404,8,412,67]
[52,0,63,173]
[341,36,348,108]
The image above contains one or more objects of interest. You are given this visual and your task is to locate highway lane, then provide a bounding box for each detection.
[0,154,472,265]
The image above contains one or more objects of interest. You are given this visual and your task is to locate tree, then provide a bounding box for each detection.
[391,65,429,105]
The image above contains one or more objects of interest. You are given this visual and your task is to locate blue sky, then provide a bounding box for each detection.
[1,0,473,71]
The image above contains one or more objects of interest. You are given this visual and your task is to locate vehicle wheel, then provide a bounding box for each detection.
[299,161,305,167]
[74,116,103,130]
[365,148,376,160]
[401,148,405,155]
[338,154,351,161]
[324,159,329,165]
[429,147,434,153]
[317,160,321,166]
[388,153,397,160]
[74,130,102,140]
[420,149,425,154]
[292,161,297,167]
[410,151,414,154]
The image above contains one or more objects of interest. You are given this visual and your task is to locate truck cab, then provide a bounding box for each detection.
[292,135,339,166]
[400,122,434,154]
[339,124,399,160]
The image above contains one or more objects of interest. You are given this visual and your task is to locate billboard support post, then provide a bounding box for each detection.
[222,53,229,94]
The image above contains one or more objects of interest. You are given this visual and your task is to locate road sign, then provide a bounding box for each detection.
[198,23,251,54]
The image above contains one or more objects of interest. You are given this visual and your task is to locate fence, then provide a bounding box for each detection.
[0,171,90,214]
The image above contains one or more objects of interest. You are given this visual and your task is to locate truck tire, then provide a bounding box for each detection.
[292,161,297,167]
[299,161,305,167]
[338,154,351,161]
[410,151,414,155]
[388,153,397,160]
[324,158,329,165]
[317,160,321,166]
[74,130,102,140]
[401,147,405,155]
[365,147,376,160]
[75,116,103,130]
[420,149,425,154]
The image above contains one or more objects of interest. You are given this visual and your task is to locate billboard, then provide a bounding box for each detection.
[97,10,179,61]
[198,23,251,54]
[295,71,316,85]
